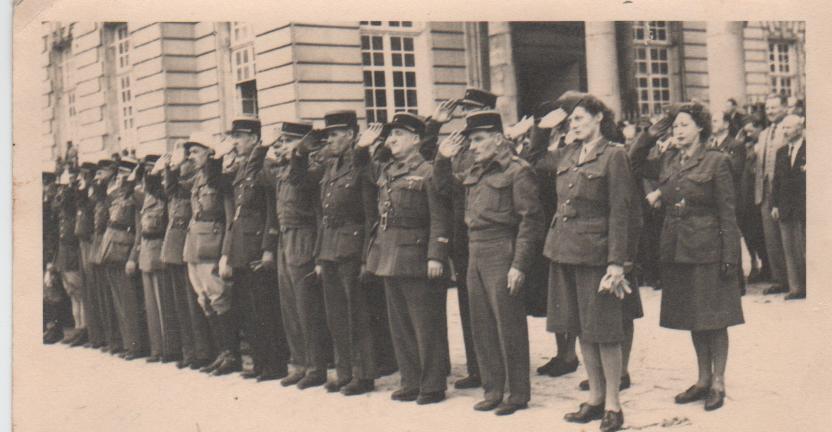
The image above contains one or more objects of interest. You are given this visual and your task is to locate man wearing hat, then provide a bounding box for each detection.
[158,142,215,371]
[43,170,70,344]
[99,156,148,360]
[435,111,545,415]
[219,117,290,381]
[355,112,452,404]
[180,131,240,375]
[252,121,332,389]
[130,155,183,363]
[75,161,106,348]
[293,109,378,395]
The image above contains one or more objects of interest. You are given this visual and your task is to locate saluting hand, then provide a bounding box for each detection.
[771,207,780,221]
[646,189,662,209]
[648,113,674,139]
[438,131,465,159]
[427,260,444,279]
[507,267,525,296]
[357,123,385,149]
[432,99,459,124]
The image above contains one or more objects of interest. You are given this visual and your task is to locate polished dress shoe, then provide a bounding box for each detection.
[146,356,161,363]
[391,388,419,402]
[280,370,306,387]
[763,284,788,295]
[494,402,527,416]
[189,359,210,370]
[340,378,374,396]
[600,410,625,432]
[257,369,288,383]
[325,377,351,393]
[543,358,579,377]
[240,370,260,379]
[416,391,445,405]
[704,389,725,411]
[200,354,225,374]
[211,351,241,376]
[675,385,710,404]
[536,357,559,375]
[176,359,192,369]
[473,399,502,411]
[124,352,145,361]
[296,374,327,390]
[69,329,88,347]
[454,375,481,389]
[564,402,605,423]
[579,374,631,391]
[785,292,806,300]
[161,355,180,363]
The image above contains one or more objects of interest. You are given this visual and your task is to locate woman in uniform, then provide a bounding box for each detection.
[630,102,744,412]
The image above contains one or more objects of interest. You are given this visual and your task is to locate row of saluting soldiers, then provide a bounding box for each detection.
[43,88,751,432]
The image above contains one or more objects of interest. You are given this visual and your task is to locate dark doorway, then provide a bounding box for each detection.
[511,22,587,118]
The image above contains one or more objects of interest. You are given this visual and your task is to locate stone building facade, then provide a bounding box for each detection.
[40,21,806,164]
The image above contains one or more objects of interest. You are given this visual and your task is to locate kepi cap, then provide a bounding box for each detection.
[227,117,261,136]
[322,110,358,132]
[387,112,426,136]
[275,121,313,138]
[459,88,497,110]
[462,111,503,136]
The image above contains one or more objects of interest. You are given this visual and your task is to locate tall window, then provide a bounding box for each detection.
[119,76,134,129]
[633,21,672,116]
[229,22,258,116]
[768,42,795,96]
[360,22,421,123]
[109,23,135,149]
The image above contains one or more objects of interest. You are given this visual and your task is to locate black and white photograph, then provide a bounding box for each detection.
[11,4,830,431]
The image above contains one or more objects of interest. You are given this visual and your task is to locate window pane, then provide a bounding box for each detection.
[374,71,385,87]
[365,90,374,106]
[403,38,414,51]
[361,36,369,50]
[367,110,375,123]
[402,21,412,27]
[377,110,387,123]
[372,36,383,50]
[370,21,382,26]
[404,54,415,67]
[362,53,371,66]
[407,90,417,106]
[392,54,402,67]
[363,71,373,86]
[393,71,403,87]
[405,71,416,87]
[389,21,400,27]
[373,53,384,66]
[394,90,405,107]
[375,90,386,107]
[391,37,401,51]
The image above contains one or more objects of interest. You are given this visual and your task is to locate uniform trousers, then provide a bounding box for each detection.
[104,264,147,355]
[141,271,181,359]
[93,264,122,350]
[320,259,376,381]
[779,218,806,294]
[383,276,449,394]
[167,264,214,362]
[79,240,104,345]
[277,232,328,377]
[187,262,233,315]
[366,275,397,372]
[234,268,288,373]
[760,186,788,286]
[467,237,530,405]
[451,249,478,377]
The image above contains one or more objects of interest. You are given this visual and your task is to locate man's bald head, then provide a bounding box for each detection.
[781,114,804,142]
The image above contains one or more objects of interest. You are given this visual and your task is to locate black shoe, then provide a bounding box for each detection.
[325,377,352,393]
[280,370,306,387]
[454,375,481,389]
[473,399,501,411]
[70,330,88,347]
[747,268,764,283]
[61,329,79,345]
[564,402,605,423]
[124,352,146,361]
[785,292,806,300]
[763,284,788,295]
[416,391,445,405]
[211,351,241,376]
[176,359,192,369]
[494,402,527,416]
[547,358,579,377]
[536,357,559,375]
[240,370,260,379]
[620,374,631,390]
[340,378,374,396]
[704,389,725,411]
[376,365,398,378]
[257,368,288,383]
[391,388,419,402]
[43,324,63,344]
[201,354,225,374]
[675,385,710,404]
[161,355,180,363]
[296,374,327,390]
[190,359,210,370]
[600,410,625,432]
[146,356,161,363]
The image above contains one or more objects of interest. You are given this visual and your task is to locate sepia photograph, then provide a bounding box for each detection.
[11,5,830,431]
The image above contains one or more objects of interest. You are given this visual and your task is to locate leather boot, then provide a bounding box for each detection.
[212,312,241,376]
[200,314,224,374]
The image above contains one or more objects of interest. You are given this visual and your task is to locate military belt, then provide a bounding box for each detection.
[108,222,133,232]
[321,215,345,228]
[379,212,427,230]
[141,231,165,240]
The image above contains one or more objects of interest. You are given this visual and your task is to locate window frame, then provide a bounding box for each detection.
[632,21,675,117]
[108,23,136,149]
[228,22,258,117]
[768,41,796,97]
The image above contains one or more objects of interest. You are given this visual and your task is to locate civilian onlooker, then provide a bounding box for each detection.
[771,114,806,300]
[737,114,770,283]
[724,98,745,138]
[711,112,746,293]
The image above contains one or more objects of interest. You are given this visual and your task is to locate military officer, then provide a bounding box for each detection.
[129,155,183,363]
[220,117,289,382]
[100,157,148,360]
[75,161,106,348]
[158,143,215,370]
[255,121,331,389]
[293,110,378,395]
[43,171,68,344]
[435,111,545,416]
[52,168,86,346]
[356,113,452,404]
[181,131,239,376]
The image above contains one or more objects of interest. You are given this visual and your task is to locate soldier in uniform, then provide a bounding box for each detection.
[75,162,106,348]
[43,171,68,344]
[293,110,378,395]
[158,143,215,370]
[435,111,545,416]
[181,131,239,376]
[100,157,148,360]
[52,168,87,346]
[130,155,182,363]
[256,122,331,389]
[356,113,452,404]
[220,118,289,382]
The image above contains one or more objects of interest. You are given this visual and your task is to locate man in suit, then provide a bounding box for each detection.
[357,113,452,404]
[755,94,789,294]
[771,114,806,300]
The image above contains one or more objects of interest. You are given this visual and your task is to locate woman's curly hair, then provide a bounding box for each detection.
[672,101,712,143]
[568,93,620,142]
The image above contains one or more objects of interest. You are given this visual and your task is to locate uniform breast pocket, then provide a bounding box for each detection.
[682,173,713,202]
[394,179,426,211]
[576,168,607,201]
[335,228,363,259]
[198,189,221,213]
[480,174,512,213]
[191,222,224,260]
[237,183,256,207]
[678,216,720,263]
[101,229,134,264]
[141,211,165,234]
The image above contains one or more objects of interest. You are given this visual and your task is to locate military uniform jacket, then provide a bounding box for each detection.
[161,166,194,265]
[53,185,80,272]
[182,160,232,264]
[43,183,60,266]
[294,147,376,263]
[265,155,321,267]
[221,146,276,269]
[630,133,740,265]
[98,181,140,265]
[89,183,111,265]
[74,185,95,243]
[435,143,545,273]
[358,148,451,278]
[134,174,168,272]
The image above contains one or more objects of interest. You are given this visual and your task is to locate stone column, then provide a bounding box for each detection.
[706,21,747,109]
[585,21,622,117]
[463,22,490,90]
[488,22,518,125]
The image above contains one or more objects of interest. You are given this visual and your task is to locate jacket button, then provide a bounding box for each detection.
[565,199,571,204]
[563,217,568,222]
[568,183,574,188]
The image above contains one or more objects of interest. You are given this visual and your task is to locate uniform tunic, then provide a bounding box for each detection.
[75,182,105,345]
